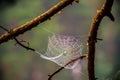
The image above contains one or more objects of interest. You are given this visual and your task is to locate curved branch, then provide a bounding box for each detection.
[0,0,76,45]
[87,0,114,80]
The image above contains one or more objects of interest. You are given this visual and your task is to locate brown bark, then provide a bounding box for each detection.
[87,0,114,80]
[0,0,75,44]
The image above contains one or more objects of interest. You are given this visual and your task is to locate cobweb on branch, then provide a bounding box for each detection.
[40,34,83,69]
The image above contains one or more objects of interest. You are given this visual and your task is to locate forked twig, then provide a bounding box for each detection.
[14,37,35,51]
[0,26,35,51]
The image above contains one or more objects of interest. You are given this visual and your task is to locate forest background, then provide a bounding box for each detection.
[0,0,120,80]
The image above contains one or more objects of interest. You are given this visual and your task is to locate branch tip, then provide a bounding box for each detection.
[106,12,115,21]
[96,38,103,41]
[74,0,79,3]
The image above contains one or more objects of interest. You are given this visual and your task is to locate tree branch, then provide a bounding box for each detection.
[87,0,114,80]
[0,26,35,51]
[48,54,87,80]
[0,0,76,45]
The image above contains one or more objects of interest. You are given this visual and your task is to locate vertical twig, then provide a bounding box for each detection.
[87,0,114,80]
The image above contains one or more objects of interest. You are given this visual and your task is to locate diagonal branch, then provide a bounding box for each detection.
[48,54,87,80]
[0,26,35,51]
[0,0,76,45]
[87,0,114,80]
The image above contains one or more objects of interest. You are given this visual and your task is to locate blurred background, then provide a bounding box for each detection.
[0,0,120,80]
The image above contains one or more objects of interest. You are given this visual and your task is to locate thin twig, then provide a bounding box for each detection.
[48,54,87,80]
[14,40,30,46]
[0,0,77,45]
[87,0,114,80]
[0,26,9,32]
[14,37,35,51]
[0,26,35,51]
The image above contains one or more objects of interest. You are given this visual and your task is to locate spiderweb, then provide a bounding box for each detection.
[40,34,83,69]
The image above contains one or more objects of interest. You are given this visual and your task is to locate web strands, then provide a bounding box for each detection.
[40,34,83,69]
